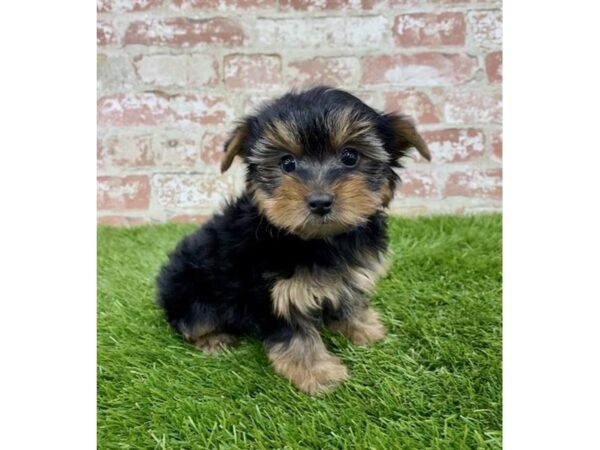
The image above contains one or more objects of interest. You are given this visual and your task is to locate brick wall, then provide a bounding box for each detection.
[97,0,502,225]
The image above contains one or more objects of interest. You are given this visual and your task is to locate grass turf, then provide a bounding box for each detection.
[98,214,502,449]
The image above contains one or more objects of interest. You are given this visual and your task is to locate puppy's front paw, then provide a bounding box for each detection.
[345,320,386,346]
[194,333,238,354]
[330,307,387,346]
[268,341,349,394]
[294,355,349,394]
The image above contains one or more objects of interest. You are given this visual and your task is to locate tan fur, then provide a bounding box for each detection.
[272,249,390,320]
[254,176,310,230]
[331,175,383,227]
[328,108,374,149]
[380,183,393,207]
[262,119,302,156]
[267,332,348,394]
[221,123,249,173]
[272,268,347,319]
[329,307,387,346]
[253,174,392,239]
[194,333,238,354]
[181,323,216,342]
[388,114,431,161]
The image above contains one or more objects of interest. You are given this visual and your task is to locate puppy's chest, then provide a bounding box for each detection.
[270,251,390,320]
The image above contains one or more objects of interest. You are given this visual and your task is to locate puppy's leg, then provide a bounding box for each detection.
[265,328,348,394]
[327,305,387,346]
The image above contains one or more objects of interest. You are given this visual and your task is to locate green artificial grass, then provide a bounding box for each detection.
[98,214,502,449]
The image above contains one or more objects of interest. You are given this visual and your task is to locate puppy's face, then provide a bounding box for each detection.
[221,87,430,239]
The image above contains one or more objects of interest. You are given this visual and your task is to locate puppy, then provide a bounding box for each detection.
[156,86,431,394]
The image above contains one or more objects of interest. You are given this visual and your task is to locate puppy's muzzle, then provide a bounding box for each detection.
[307,193,333,216]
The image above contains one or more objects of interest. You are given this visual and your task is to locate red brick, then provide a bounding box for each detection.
[444,169,502,198]
[362,53,477,86]
[485,51,502,83]
[421,128,485,163]
[467,10,502,46]
[224,54,282,89]
[97,93,235,126]
[287,57,359,87]
[396,171,439,198]
[172,0,273,9]
[97,20,117,46]
[123,18,245,47]
[256,17,386,48]
[97,215,149,226]
[280,0,379,10]
[97,176,150,210]
[97,0,162,12]
[384,91,439,124]
[200,132,227,167]
[152,174,235,210]
[392,13,465,47]
[444,90,502,124]
[491,129,502,162]
[133,54,219,87]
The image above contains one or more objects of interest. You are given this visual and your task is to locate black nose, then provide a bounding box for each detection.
[307,194,333,216]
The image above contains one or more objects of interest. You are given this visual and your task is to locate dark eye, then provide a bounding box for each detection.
[280,155,296,173]
[340,148,359,167]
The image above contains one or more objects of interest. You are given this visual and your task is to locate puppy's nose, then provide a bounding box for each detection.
[307,193,333,216]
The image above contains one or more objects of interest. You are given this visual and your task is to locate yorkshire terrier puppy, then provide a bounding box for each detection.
[156,86,430,394]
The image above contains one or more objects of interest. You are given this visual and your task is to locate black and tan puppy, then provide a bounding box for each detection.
[156,86,430,394]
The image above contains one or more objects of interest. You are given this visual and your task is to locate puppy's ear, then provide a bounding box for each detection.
[385,113,431,162]
[221,122,249,173]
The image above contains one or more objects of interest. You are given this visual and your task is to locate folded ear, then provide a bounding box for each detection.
[385,113,431,162]
[221,122,249,173]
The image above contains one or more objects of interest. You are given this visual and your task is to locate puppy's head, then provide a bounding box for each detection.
[221,86,430,239]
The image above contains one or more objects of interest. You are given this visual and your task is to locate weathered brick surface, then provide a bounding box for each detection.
[384,91,440,124]
[362,53,478,86]
[421,128,485,163]
[123,18,245,47]
[287,57,359,88]
[172,0,274,10]
[133,54,219,88]
[396,171,440,198]
[98,0,163,12]
[491,129,502,162]
[98,93,235,126]
[97,176,150,210]
[224,54,282,89]
[280,0,380,11]
[467,10,502,46]
[152,174,236,211]
[256,17,387,48]
[97,20,117,46]
[392,13,466,47]
[97,0,502,223]
[444,169,502,198]
[485,51,502,83]
[444,90,502,124]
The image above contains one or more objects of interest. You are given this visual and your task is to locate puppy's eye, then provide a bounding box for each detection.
[280,155,296,173]
[340,148,359,167]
